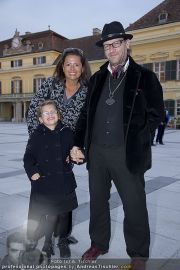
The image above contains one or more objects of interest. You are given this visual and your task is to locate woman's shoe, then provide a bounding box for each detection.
[67,235,78,244]
[42,240,55,258]
[57,238,71,258]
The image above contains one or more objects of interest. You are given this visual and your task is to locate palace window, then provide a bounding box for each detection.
[11,59,22,67]
[33,56,46,65]
[38,42,44,50]
[143,61,177,81]
[177,60,180,80]
[177,100,180,115]
[33,77,46,93]
[154,62,165,82]
[11,59,22,68]
[165,60,176,80]
[11,79,22,94]
[158,11,168,24]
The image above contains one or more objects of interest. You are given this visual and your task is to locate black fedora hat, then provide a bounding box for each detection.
[96,21,133,47]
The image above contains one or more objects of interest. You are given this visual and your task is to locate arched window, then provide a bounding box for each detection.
[11,76,22,94]
[33,75,46,93]
[38,42,44,50]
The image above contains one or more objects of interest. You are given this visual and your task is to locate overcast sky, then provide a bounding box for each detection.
[0,0,163,42]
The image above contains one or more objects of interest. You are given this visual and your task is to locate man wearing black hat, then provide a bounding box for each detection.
[71,21,164,268]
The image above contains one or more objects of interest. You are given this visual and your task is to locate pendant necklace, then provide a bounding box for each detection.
[106,72,126,106]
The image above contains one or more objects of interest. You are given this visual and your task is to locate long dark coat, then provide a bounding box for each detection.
[23,121,77,238]
[75,56,164,174]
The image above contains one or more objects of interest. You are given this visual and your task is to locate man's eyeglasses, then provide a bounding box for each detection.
[62,48,83,56]
[103,40,124,51]
[41,110,57,117]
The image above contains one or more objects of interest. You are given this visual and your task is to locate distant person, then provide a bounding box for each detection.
[26,47,91,247]
[24,100,78,259]
[0,231,25,269]
[71,21,164,270]
[156,109,170,145]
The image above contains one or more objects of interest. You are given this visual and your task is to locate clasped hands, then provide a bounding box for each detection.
[31,146,84,181]
[70,146,85,164]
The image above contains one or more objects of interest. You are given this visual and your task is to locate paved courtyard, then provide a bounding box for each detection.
[0,123,180,269]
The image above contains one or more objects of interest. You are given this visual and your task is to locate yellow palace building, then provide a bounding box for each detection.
[127,0,180,126]
[0,0,180,125]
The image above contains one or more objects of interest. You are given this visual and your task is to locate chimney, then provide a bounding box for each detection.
[93,28,101,36]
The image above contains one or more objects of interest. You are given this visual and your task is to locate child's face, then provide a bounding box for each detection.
[39,104,59,130]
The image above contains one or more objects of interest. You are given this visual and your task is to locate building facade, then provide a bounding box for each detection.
[0,0,180,124]
[0,29,67,121]
[126,0,180,126]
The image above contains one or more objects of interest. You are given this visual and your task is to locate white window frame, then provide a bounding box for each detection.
[158,12,168,23]
[12,60,22,68]
[177,100,180,116]
[34,77,45,92]
[13,80,21,93]
[34,56,46,65]
[177,60,180,80]
[154,62,165,82]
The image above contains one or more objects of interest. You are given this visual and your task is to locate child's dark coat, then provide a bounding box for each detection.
[23,121,77,238]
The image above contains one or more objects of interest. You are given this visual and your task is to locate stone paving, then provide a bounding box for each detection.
[0,123,180,269]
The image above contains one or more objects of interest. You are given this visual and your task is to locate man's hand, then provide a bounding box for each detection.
[31,173,40,181]
[70,146,85,164]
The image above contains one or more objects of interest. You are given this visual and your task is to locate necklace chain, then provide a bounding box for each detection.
[106,72,126,106]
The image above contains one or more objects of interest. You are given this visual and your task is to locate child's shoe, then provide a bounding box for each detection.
[57,237,71,258]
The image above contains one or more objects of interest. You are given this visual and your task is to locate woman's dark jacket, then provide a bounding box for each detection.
[23,121,77,217]
[75,56,164,174]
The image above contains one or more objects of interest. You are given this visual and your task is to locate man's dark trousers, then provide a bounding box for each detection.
[88,143,150,258]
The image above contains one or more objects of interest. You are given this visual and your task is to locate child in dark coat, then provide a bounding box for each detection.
[23,100,78,259]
